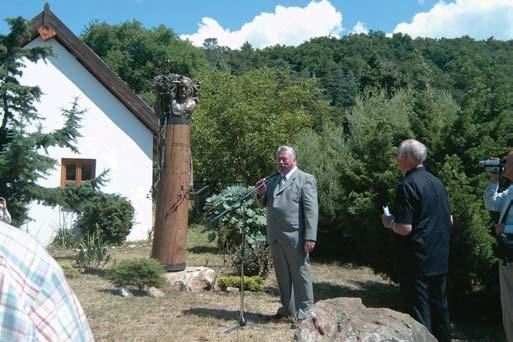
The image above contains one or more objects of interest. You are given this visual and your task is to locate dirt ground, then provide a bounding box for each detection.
[54,225,505,341]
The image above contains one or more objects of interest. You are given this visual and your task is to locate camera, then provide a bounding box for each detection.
[479,159,505,173]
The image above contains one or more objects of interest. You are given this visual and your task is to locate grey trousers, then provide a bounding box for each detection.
[270,240,314,319]
[500,261,513,342]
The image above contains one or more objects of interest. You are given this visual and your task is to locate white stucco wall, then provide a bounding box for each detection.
[19,38,154,246]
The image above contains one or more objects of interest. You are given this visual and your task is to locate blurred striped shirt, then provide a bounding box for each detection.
[0,221,94,341]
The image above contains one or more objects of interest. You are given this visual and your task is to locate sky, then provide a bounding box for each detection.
[2,0,513,49]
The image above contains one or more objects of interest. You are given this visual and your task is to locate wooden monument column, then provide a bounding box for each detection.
[151,74,199,271]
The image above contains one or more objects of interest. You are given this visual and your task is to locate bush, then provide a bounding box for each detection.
[75,194,134,245]
[107,258,165,289]
[204,185,272,277]
[232,242,272,277]
[217,275,264,292]
[75,229,112,270]
[50,228,80,248]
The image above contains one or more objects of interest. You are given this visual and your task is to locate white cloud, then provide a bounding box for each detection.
[393,0,513,40]
[351,21,369,34]
[180,0,343,49]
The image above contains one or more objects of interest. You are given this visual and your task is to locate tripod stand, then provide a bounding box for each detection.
[211,178,275,333]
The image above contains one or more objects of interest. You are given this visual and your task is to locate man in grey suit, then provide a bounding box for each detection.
[256,146,318,326]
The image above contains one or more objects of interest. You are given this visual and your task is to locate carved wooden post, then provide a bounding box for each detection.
[151,74,199,271]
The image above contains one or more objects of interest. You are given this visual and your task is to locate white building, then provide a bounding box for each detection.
[19,5,157,246]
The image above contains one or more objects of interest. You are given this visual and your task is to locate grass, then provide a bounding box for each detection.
[52,224,505,341]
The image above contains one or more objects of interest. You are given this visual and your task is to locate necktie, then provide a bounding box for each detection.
[279,174,286,188]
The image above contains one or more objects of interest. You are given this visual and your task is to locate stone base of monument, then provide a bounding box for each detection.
[163,266,215,292]
[294,297,437,342]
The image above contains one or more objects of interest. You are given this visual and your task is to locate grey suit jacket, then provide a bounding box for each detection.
[263,169,318,246]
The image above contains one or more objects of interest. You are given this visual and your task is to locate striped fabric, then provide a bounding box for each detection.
[0,221,94,341]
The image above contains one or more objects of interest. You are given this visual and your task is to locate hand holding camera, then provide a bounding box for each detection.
[479,159,506,183]
[479,159,505,173]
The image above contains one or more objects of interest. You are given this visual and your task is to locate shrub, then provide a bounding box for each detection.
[107,258,165,289]
[50,228,80,248]
[217,275,264,292]
[204,185,272,277]
[232,242,272,277]
[75,229,112,270]
[75,194,134,245]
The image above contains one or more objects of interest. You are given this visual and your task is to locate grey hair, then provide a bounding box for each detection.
[277,146,296,159]
[398,139,427,163]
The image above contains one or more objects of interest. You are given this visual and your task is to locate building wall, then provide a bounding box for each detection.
[19,38,154,246]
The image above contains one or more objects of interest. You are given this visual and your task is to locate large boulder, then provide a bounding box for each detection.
[294,297,436,342]
[163,267,215,292]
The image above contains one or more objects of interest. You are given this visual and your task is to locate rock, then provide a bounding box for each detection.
[293,297,437,342]
[147,287,165,297]
[163,267,215,292]
[117,287,133,298]
[225,286,239,293]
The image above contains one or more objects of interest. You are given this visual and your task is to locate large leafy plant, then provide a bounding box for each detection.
[204,185,271,276]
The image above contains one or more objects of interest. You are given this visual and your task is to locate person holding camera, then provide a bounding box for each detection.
[483,150,513,342]
[382,139,452,342]
[0,197,11,224]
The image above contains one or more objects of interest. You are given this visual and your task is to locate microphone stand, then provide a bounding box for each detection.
[211,175,276,334]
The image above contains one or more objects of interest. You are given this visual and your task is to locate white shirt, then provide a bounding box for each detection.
[282,166,298,180]
[484,182,513,233]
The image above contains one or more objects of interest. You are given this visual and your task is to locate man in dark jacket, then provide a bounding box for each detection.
[382,139,452,342]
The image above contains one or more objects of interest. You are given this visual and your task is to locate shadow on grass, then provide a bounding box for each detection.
[83,267,107,276]
[99,288,150,297]
[188,245,219,254]
[449,294,505,342]
[183,307,267,324]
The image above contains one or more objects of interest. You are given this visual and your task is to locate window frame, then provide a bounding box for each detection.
[60,158,96,188]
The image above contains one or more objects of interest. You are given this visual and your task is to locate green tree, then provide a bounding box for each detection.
[203,38,229,71]
[338,89,414,275]
[295,123,348,233]
[191,67,332,186]
[81,20,209,105]
[0,18,83,225]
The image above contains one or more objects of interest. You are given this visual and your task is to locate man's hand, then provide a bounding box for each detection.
[0,198,5,210]
[496,223,505,235]
[255,178,267,197]
[382,214,394,229]
[304,240,316,254]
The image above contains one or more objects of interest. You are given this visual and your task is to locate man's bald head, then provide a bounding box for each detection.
[398,139,427,164]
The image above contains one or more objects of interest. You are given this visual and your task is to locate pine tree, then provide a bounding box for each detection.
[0,17,83,225]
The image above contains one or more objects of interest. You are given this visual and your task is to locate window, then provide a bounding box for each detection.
[61,158,96,187]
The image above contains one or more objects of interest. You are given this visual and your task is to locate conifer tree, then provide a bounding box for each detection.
[0,17,82,225]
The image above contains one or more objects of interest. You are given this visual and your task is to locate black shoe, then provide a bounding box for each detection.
[265,312,286,322]
[290,319,303,329]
